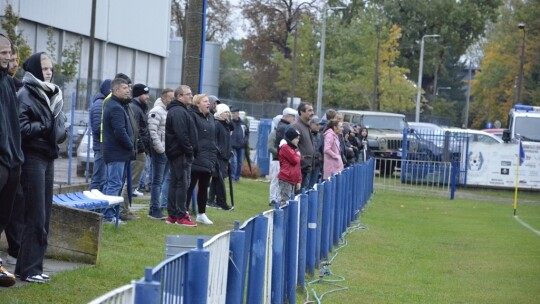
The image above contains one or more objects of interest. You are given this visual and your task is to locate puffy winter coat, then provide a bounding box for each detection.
[165,100,198,160]
[190,107,217,174]
[147,98,167,154]
[323,128,344,180]
[101,95,136,163]
[278,142,302,185]
[89,79,111,152]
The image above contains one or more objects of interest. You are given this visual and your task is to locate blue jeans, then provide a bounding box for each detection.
[149,151,169,216]
[138,154,152,189]
[103,161,126,196]
[230,148,244,180]
[89,150,106,191]
[160,168,170,209]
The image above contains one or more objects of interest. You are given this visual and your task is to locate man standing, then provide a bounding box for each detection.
[119,83,151,221]
[0,34,22,288]
[8,44,22,90]
[88,79,112,191]
[267,114,282,206]
[148,88,174,219]
[165,85,198,226]
[229,107,249,182]
[101,78,136,219]
[291,102,315,189]
[275,107,297,149]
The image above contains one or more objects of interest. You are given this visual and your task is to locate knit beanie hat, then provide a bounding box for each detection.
[23,52,48,81]
[132,83,149,97]
[214,103,230,117]
[285,127,300,142]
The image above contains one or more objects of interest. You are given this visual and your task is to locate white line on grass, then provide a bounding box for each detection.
[514,216,540,236]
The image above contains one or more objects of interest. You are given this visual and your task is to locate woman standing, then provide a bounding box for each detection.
[322,119,344,180]
[187,94,217,225]
[209,103,233,210]
[16,52,64,283]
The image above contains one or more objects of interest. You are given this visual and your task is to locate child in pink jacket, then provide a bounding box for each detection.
[322,119,344,180]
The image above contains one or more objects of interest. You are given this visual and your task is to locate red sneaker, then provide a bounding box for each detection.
[165,216,176,225]
[176,213,197,227]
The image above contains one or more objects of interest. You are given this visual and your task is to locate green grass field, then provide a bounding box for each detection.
[2,180,539,304]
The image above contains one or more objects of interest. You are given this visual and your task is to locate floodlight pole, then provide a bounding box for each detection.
[415,34,440,122]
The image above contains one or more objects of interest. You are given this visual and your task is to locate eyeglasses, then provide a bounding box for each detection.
[180,92,193,96]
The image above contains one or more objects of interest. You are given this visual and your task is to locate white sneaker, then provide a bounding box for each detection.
[196,213,213,225]
[133,189,144,196]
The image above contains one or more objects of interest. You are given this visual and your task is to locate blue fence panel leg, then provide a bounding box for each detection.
[186,238,209,304]
[307,189,318,276]
[246,214,269,304]
[333,173,343,246]
[321,181,332,259]
[286,200,299,304]
[135,268,160,304]
[227,221,246,304]
[271,207,285,304]
[297,194,308,287]
[315,183,323,268]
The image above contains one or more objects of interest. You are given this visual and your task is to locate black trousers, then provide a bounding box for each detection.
[187,171,211,214]
[15,153,54,278]
[0,164,21,237]
[167,155,192,219]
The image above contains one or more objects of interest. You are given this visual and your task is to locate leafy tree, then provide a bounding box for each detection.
[219,38,252,99]
[0,4,32,69]
[273,15,318,104]
[470,0,540,128]
[46,27,82,87]
[371,0,501,99]
[240,0,316,102]
[171,0,233,43]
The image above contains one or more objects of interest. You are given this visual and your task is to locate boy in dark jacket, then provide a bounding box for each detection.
[277,128,302,206]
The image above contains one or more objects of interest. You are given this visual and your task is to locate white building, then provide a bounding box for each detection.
[0,0,220,109]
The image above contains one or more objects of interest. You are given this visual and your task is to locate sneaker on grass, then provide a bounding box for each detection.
[165,216,177,225]
[177,213,197,227]
[196,213,213,225]
[24,274,47,283]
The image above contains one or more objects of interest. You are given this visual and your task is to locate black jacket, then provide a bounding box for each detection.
[18,82,60,160]
[165,100,198,160]
[274,119,291,150]
[89,80,111,152]
[214,118,232,177]
[129,98,151,154]
[231,118,249,149]
[101,95,136,163]
[190,107,217,174]
[0,69,23,168]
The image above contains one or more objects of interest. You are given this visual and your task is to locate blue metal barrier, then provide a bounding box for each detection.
[297,193,308,287]
[307,190,318,276]
[246,214,269,303]
[227,221,246,304]
[135,268,160,304]
[286,200,299,304]
[121,160,377,304]
[271,206,285,304]
[186,238,209,303]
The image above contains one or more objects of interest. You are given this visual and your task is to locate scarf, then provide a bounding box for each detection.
[22,71,63,118]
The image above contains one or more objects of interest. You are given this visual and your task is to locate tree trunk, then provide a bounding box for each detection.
[182,0,205,93]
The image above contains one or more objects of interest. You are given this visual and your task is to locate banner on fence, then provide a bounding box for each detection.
[463,142,540,189]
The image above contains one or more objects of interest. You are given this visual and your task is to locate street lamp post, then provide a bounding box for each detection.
[516,23,526,105]
[315,5,345,118]
[415,34,440,122]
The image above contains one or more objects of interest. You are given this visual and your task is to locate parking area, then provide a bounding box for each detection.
[54,156,90,187]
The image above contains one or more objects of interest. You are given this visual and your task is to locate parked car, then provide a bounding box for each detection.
[482,128,504,139]
[339,110,417,176]
[76,127,94,177]
[444,128,503,144]
[59,110,89,157]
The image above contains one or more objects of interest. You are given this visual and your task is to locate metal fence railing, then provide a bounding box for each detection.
[88,159,375,303]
